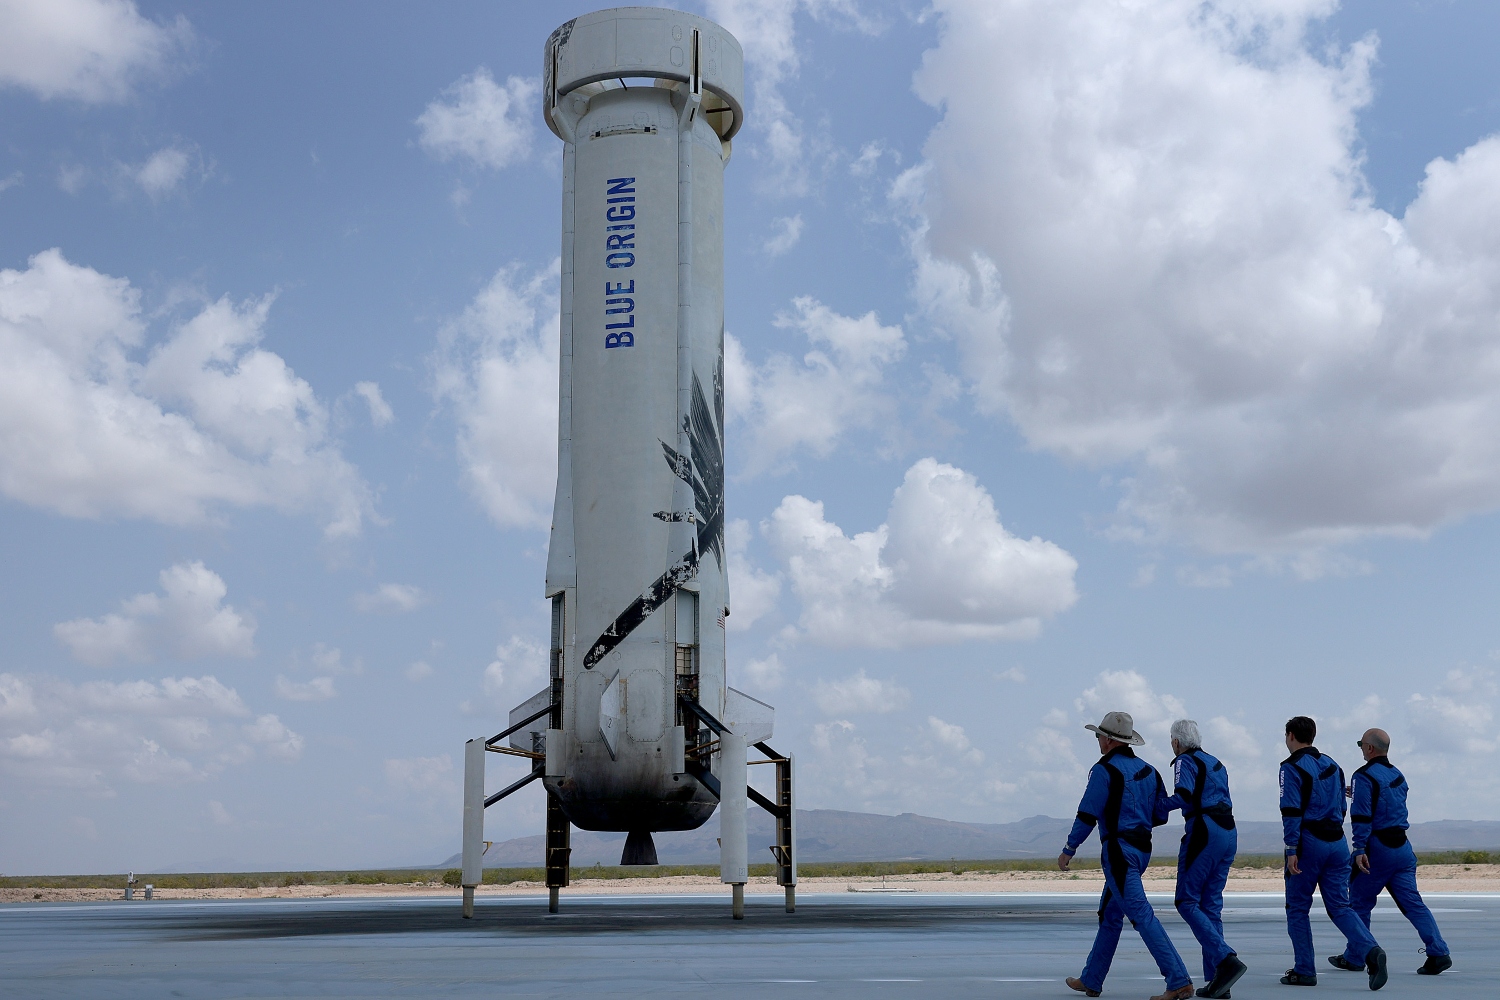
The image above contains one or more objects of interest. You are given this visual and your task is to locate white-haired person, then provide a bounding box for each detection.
[1165,720,1246,999]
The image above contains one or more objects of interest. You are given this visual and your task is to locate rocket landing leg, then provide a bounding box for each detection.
[545,792,571,913]
[679,696,797,920]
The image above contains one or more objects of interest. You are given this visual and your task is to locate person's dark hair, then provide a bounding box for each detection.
[1285,716,1316,744]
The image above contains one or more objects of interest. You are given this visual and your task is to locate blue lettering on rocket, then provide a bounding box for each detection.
[604,178,637,348]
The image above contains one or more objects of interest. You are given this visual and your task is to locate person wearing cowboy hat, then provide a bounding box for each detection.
[1060,711,1194,1000]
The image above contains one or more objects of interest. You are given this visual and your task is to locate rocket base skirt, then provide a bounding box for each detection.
[1079,840,1192,994]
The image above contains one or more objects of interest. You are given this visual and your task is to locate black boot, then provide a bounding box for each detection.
[1366,946,1388,991]
[1200,955,1247,999]
[1279,970,1317,986]
[1417,954,1452,976]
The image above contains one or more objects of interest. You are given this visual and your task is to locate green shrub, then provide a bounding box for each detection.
[1461,850,1491,865]
[442,869,463,886]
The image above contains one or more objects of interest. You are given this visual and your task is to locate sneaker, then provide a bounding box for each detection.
[1327,955,1363,972]
[1065,976,1101,997]
[1195,991,1226,999]
[1279,970,1317,986]
[1200,956,1247,998]
[1366,947,1388,991]
[1417,954,1452,976]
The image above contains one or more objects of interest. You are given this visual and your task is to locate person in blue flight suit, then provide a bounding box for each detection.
[1060,711,1195,1000]
[1326,728,1452,977]
[1164,720,1246,999]
[1279,715,1387,990]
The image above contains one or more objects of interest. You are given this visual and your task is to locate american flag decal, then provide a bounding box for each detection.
[716,610,726,629]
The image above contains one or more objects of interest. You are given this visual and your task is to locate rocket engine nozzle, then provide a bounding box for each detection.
[620,830,659,866]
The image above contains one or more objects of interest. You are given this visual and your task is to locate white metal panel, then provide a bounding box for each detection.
[461,739,486,887]
[625,667,666,741]
[575,667,607,744]
[724,686,774,744]
[599,670,622,757]
[719,732,748,883]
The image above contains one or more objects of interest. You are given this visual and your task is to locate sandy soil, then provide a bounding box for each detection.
[7,864,1500,903]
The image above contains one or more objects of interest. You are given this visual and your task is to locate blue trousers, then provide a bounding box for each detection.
[1175,818,1237,982]
[1285,836,1378,976]
[1081,840,1192,993]
[1342,839,1449,962]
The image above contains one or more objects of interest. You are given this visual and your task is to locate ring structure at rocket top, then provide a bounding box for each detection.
[513,7,766,841]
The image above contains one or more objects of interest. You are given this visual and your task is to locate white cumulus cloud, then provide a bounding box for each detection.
[763,214,804,256]
[481,636,548,701]
[416,69,538,170]
[53,562,255,666]
[352,583,429,614]
[0,672,297,790]
[385,754,454,795]
[0,0,192,103]
[765,458,1078,647]
[725,518,781,632]
[0,250,372,537]
[127,144,196,197]
[727,297,905,475]
[705,1,878,197]
[909,0,1500,558]
[739,653,785,692]
[1077,670,1187,748]
[926,716,984,766]
[273,675,335,702]
[811,670,909,715]
[353,381,393,427]
[243,713,302,761]
[431,262,559,529]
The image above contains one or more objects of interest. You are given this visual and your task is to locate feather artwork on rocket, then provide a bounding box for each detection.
[582,354,724,670]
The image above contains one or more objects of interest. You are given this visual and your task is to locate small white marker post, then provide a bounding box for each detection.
[719,732,748,919]
[461,738,486,918]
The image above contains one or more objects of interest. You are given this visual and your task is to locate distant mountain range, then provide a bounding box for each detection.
[437,810,1500,869]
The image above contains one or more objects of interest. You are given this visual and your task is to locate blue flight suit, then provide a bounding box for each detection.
[1280,746,1378,976]
[1340,756,1449,965]
[1064,746,1192,994]
[1167,749,1238,983]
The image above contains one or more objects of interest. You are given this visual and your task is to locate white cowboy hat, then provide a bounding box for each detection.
[1086,711,1146,746]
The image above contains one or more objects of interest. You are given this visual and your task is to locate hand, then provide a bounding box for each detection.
[1057,851,1072,872]
[1354,853,1370,874]
[1286,854,1301,875]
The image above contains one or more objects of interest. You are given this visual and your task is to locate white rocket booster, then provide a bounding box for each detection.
[532,7,750,851]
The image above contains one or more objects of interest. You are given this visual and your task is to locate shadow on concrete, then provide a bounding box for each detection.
[143,897,1100,942]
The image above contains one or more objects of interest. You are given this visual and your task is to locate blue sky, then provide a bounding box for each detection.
[2,0,1499,874]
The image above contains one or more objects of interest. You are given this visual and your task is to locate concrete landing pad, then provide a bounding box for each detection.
[3,892,1493,998]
